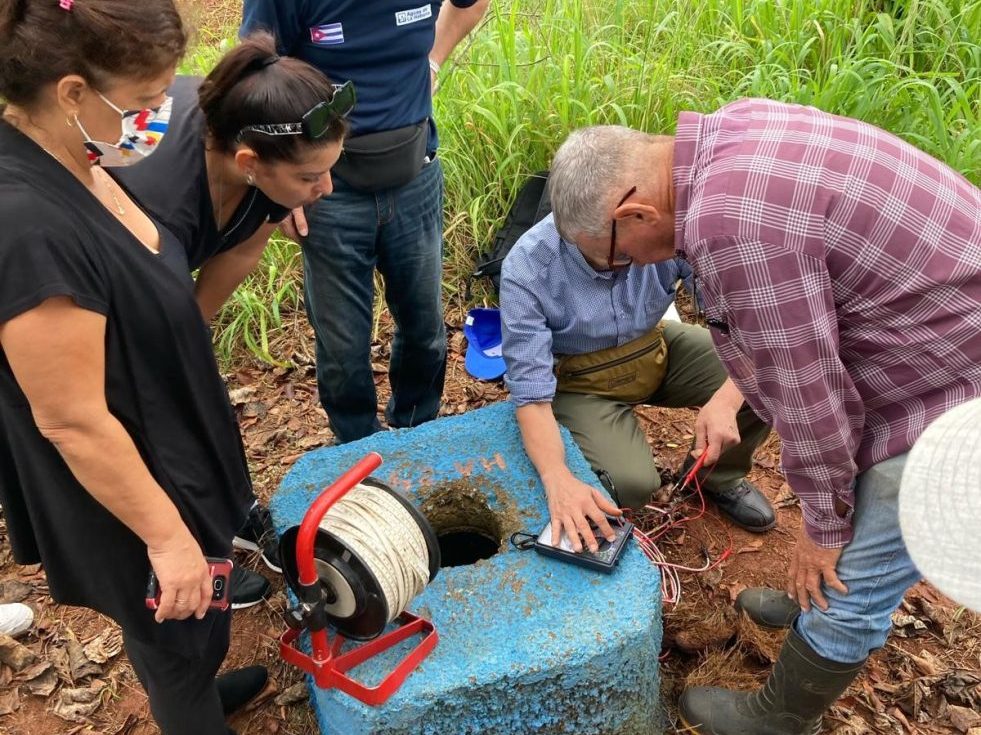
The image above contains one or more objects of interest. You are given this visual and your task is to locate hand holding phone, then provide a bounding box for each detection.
[146,557,234,614]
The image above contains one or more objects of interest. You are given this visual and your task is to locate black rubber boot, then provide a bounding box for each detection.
[736,587,801,629]
[679,628,865,734]
[217,666,268,717]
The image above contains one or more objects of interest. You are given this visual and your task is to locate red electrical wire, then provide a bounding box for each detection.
[626,447,734,605]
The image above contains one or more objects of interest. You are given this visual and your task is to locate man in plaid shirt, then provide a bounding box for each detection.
[546,99,981,735]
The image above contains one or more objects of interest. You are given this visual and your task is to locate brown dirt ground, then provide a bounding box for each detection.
[2,306,979,735]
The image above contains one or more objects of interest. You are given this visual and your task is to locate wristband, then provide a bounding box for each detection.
[428,57,441,75]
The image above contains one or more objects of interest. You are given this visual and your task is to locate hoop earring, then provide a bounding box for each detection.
[66,113,78,128]
[246,172,256,186]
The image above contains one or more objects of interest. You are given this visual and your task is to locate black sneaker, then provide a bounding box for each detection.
[233,502,282,574]
[230,566,271,610]
[216,665,268,716]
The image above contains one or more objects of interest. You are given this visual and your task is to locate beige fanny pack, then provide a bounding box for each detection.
[554,323,668,404]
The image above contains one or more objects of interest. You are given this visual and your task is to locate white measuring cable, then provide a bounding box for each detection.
[318,483,431,623]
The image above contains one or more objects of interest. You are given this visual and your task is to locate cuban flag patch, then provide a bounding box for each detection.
[310,22,344,46]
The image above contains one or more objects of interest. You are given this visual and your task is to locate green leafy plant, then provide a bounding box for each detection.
[196,0,979,365]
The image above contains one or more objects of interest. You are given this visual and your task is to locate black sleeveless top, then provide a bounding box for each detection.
[0,118,253,653]
[114,75,289,270]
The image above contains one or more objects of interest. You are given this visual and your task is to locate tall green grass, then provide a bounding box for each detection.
[190,0,981,365]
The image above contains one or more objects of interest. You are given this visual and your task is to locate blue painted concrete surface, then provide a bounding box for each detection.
[272,401,663,735]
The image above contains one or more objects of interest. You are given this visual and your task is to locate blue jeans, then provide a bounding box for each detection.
[795,453,921,663]
[302,159,447,444]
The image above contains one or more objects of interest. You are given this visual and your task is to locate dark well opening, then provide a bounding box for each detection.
[437,529,500,567]
[420,480,505,568]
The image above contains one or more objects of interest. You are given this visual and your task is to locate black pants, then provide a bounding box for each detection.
[123,612,232,735]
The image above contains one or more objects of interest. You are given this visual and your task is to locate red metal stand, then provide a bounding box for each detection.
[279,452,439,706]
[279,611,437,706]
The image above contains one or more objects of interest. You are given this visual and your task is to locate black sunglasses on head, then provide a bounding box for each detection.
[237,80,356,141]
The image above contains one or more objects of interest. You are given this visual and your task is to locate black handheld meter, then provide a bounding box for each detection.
[532,516,633,573]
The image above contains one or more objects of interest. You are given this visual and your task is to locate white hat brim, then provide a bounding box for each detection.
[899,398,981,612]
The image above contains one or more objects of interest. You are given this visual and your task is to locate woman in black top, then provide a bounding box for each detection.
[117,32,350,321]
[115,34,350,576]
[0,3,264,732]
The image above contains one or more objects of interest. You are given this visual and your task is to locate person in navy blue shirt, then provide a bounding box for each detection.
[242,0,490,443]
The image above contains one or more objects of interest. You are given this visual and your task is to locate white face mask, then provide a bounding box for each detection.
[76,93,173,167]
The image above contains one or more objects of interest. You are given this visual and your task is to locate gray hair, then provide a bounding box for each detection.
[549,125,657,241]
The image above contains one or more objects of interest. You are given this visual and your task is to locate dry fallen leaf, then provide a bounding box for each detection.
[0,687,20,716]
[82,630,123,665]
[227,385,258,405]
[773,483,799,508]
[0,579,33,603]
[22,665,59,697]
[49,644,72,683]
[908,649,944,677]
[273,681,307,706]
[66,635,102,681]
[949,704,981,733]
[51,682,106,722]
[891,612,927,636]
[0,633,38,671]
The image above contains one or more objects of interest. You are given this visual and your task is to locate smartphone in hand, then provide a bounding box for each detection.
[145,557,233,612]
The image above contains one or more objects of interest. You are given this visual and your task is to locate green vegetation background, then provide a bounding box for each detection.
[183,0,980,365]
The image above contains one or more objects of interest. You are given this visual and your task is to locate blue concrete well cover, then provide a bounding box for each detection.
[272,401,663,735]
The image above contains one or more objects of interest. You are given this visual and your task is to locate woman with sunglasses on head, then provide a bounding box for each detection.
[116,32,350,326]
[0,2,267,733]
[113,33,350,589]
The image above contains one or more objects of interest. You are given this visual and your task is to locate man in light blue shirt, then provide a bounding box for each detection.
[501,214,774,551]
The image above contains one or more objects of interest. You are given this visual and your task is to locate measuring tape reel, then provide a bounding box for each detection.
[279,476,441,640]
[277,454,441,705]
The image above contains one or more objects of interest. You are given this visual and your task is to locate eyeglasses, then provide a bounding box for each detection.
[237,81,356,141]
[608,185,638,270]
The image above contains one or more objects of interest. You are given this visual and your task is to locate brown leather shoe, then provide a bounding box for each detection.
[705,479,776,532]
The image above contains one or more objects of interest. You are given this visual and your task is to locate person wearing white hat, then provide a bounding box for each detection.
[899,398,981,613]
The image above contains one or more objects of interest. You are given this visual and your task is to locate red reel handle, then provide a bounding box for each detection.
[296,453,383,587]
